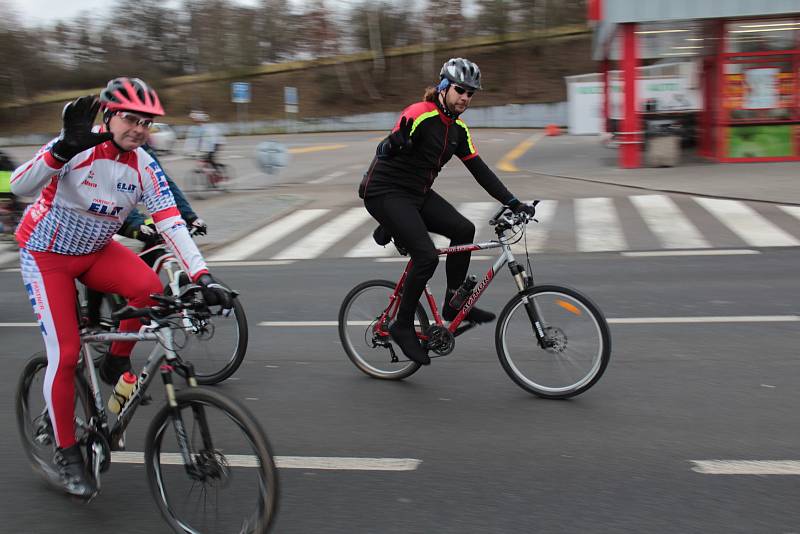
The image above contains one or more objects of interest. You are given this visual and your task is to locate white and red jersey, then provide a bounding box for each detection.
[11,134,208,280]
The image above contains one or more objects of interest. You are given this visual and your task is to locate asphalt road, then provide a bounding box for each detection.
[2,130,800,533]
[2,248,800,533]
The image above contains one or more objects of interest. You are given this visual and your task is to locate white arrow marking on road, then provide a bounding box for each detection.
[111,451,421,471]
[691,460,800,475]
[621,249,759,257]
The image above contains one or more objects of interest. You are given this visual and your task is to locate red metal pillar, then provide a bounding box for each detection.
[601,58,610,133]
[620,23,641,168]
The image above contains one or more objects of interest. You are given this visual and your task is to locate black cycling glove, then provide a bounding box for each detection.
[508,198,538,219]
[50,96,113,163]
[197,274,234,315]
[388,116,413,152]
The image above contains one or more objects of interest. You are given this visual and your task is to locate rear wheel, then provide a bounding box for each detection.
[338,279,428,380]
[15,352,95,489]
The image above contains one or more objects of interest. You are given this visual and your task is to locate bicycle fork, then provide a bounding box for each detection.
[508,261,549,349]
[162,361,215,480]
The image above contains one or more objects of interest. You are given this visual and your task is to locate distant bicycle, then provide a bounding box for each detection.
[187,156,231,198]
[16,286,278,533]
[339,203,611,399]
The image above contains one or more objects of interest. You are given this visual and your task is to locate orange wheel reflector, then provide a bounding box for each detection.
[556,299,582,316]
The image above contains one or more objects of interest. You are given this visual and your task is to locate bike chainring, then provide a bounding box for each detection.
[425,325,455,356]
[83,428,112,475]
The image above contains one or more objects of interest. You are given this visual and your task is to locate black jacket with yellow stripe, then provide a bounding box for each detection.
[360,100,513,204]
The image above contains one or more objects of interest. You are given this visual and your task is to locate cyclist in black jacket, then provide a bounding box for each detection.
[359,58,536,365]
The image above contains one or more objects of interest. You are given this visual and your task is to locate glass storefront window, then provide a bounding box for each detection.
[723,60,796,121]
[726,19,799,53]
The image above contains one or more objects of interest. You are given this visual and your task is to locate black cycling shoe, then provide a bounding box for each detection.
[442,290,496,324]
[53,444,97,500]
[99,353,132,386]
[388,321,430,365]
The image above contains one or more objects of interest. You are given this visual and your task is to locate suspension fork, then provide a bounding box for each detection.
[160,365,200,473]
[509,261,548,347]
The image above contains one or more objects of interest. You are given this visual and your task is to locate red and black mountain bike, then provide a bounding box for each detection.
[338,203,611,399]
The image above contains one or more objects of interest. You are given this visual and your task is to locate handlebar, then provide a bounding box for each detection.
[111,285,206,321]
[489,200,540,230]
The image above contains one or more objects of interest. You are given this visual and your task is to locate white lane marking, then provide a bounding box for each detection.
[207,260,295,267]
[309,170,347,185]
[458,202,496,242]
[257,316,800,328]
[778,205,800,220]
[0,323,38,327]
[273,208,372,260]
[608,315,799,324]
[511,199,557,253]
[208,209,329,261]
[575,197,628,252]
[346,233,396,258]
[691,460,800,475]
[111,451,421,471]
[621,249,759,257]
[694,198,800,247]
[629,195,709,248]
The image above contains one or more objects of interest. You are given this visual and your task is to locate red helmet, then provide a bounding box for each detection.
[100,77,165,116]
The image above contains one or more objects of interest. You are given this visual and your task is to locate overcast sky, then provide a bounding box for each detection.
[7,0,268,26]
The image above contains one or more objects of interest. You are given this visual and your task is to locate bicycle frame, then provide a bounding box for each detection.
[79,322,198,454]
[381,236,543,342]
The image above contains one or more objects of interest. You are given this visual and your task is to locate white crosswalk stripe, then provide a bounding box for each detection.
[575,197,628,252]
[273,208,372,260]
[5,195,798,268]
[208,209,330,261]
[511,199,557,252]
[693,198,800,247]
[629,195,709,249]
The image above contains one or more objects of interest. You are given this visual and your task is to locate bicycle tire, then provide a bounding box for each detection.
[495,285,611,399]
[145,387,279,534]
[338,279,428,380]
[164,273,248,385]
[15,352,95,490]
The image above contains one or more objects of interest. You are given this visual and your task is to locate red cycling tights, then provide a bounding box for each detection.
[20,241,161,448]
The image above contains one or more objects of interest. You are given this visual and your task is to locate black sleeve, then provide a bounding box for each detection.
[463,155,515,205]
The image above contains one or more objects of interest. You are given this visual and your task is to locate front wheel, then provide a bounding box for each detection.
[145,387,279,534]
[495,285,611,399]
[338,279,429,380]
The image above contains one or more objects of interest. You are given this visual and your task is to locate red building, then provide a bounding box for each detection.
[589,0,800,167]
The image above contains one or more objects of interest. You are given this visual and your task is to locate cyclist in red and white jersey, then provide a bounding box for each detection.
[11,77,233,498]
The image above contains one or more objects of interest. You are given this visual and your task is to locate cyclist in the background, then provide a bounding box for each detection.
[10,77,233,499]
[359,58,536,366]
[184,110,225,173]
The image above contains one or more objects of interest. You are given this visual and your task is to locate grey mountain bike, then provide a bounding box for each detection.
[16,286,278,533]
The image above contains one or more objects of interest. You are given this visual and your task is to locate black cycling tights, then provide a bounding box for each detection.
[365,190,475,326]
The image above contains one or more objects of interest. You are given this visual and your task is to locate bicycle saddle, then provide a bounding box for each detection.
[372,225,408,255]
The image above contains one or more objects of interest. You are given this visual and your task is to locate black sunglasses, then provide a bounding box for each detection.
[453,85,475,97]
